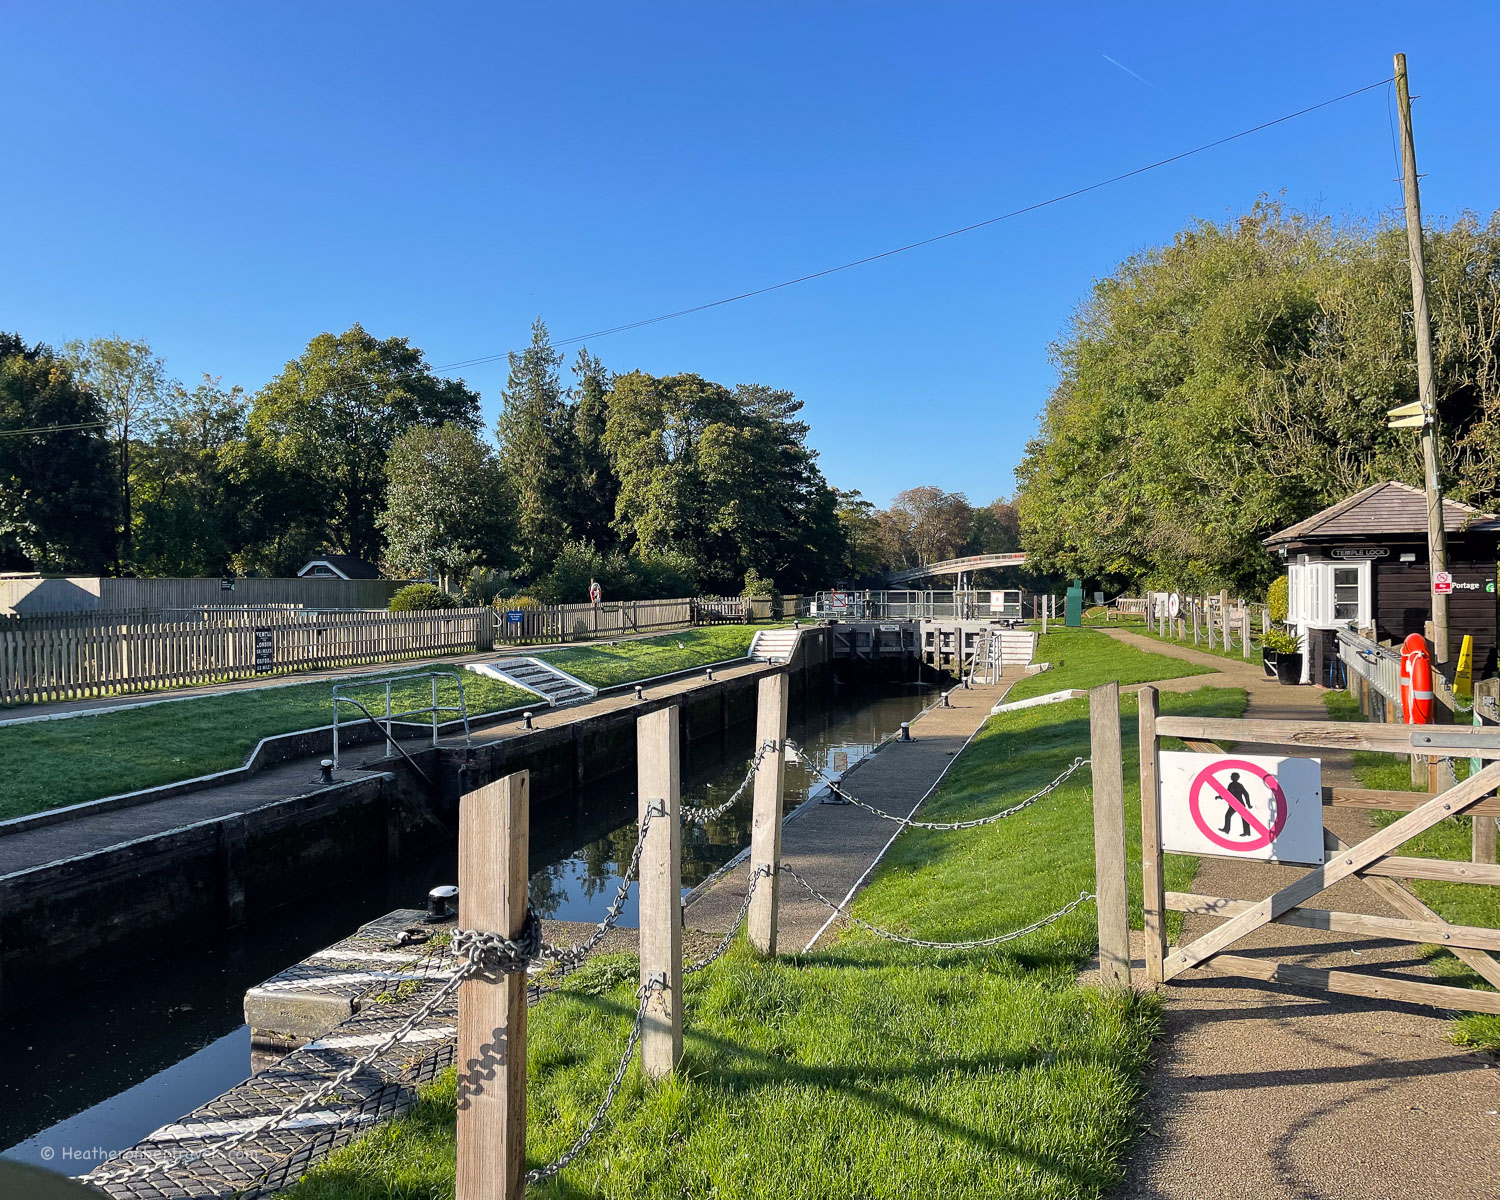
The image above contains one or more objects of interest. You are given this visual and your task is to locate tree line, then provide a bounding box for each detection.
[1,318,1018,601]
[1016,201,1500,595]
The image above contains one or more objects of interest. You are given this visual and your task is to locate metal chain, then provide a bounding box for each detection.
[538,803,662,971]
[684,865,769,974]
[681,741,776,823]
[781,864,1095,949]
[786,742,1090,830]
[86,955,484,1185]
[452,911,543,970]
[524,976,664,1186]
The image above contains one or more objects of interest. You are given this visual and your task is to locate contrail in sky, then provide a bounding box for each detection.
[1102,54,1157,89]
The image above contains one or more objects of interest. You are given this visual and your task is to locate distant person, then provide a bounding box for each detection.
[1220,771,1253,837]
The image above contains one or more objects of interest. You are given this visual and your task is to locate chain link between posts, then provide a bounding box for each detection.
[536,802,663,971]
[681,741,777,824]
[685,865,770,974]
[786,742,1091,830]
[84,918,538,1187]
[781,865,1096,949]
[524,976,664,1186]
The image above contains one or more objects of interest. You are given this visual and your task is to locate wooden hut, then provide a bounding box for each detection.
[1264,481,1500,684]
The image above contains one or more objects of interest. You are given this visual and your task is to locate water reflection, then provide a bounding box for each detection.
[527,685,929,923]
[0,683,930,1164]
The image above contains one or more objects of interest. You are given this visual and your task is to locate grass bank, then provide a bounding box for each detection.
[1322,690,1500,1053]
[1131,623,1263,666]
[1006,627,1217,703]
[287,683,1245,1200]
[0,626,761,821]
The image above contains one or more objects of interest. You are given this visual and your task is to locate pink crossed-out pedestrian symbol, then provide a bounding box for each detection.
[1188,758,1288,852]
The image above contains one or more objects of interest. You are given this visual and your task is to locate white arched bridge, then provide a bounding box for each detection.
[884,552,1028,586]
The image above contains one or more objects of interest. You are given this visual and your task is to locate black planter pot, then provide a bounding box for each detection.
[1275,652,1304,685]
[1261,648,1278,678]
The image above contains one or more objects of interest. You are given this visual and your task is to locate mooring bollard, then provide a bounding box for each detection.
[705,667,715,681]
[899,722,912,742]
[941,691,952,708]
[319,759,334,784]
[523,711,534,730]
[425,884,458,923]
[635,684,645,700]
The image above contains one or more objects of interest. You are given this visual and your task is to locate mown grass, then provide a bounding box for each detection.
[1131,623,1264,665]
[1321,689,1500,1053]
[285,684,1245,1200]
[1005,627,1217,703]
[0,626,761,821]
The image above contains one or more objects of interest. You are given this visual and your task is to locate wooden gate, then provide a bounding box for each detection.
[1128,685,1500,1012]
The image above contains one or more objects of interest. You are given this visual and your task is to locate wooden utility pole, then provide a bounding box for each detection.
[1395,51,1451,663]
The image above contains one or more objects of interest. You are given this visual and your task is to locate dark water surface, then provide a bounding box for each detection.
[1,683,931,1165]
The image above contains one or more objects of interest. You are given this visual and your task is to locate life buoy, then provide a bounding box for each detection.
[1401,633,1433,725]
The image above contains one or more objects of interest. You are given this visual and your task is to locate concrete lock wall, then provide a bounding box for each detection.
[0,651,836,1017]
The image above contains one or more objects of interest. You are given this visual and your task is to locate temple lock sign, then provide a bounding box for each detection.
[1158,752,1325,865]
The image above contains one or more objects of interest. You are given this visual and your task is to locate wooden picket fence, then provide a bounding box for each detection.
[494,598,696,645]
[0,594,771,706]
[0,607,487,705]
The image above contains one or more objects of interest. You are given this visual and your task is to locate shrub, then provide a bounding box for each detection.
[461,568,510,607]
[632,548,697,598]
[742,567,782,619]
[1267,575,1289,623]
[388,582,460,612]
[1263,627,1301,654]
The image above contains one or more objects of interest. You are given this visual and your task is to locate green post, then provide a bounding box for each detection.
[1065,580,1084,627]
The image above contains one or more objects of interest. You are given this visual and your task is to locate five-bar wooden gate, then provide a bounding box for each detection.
[1128,685,1500,1013]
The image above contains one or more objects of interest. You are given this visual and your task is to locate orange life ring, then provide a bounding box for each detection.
[1401,633,1433,725]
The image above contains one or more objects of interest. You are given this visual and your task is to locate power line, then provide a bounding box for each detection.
[436,77,1392,373]
[0,420,107,438]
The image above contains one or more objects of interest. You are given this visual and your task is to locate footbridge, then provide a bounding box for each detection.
[884,552,1027,587]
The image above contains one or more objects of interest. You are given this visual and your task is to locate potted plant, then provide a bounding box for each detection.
[1263,576,1289,677]
[1263,628,1303,685]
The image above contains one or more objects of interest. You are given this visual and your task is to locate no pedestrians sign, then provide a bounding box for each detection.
[1159,752,1324,865]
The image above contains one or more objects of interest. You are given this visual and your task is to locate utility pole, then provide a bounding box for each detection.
[1394,51,1451,663]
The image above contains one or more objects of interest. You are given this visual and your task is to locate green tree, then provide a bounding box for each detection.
[378,422,509,585]
[604,372,843,591]
[888,486,972,565]
[248,324,479,563]
[0,334,118,572]
[496,319,574,580]
[131,375,248,575]
[63,336,167,566]
[1015,201,1500,591]
[567,348,618,550]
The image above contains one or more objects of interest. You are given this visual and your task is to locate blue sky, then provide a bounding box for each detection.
[4,3,1497,507]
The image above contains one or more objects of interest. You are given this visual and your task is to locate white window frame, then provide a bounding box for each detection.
[1296,558,1371,627]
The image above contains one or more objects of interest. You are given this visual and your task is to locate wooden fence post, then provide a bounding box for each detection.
[637,706,682,1077]
[1241,609,1252,658]
[1137,687,1166,983]
[1089,681,1132,989]
[748,672,790,954]
[456,770,529,1200]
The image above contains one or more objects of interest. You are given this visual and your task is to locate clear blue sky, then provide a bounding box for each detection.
[4,3,1497,507]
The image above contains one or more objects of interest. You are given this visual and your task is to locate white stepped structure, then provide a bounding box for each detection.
[748,627,801,663]
[465,657,597,706]
[969,627,1038,685]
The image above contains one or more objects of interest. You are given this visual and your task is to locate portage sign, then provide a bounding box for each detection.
[1159,751,1324,865]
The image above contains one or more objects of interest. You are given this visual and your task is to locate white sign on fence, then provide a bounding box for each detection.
[1159,751,1324,865]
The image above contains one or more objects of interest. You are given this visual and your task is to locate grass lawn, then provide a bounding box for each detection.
[0,626,762,821]
[1131,624,1263,666]
[1322,690,1500,1053]
[285,685,1245,1200]
[1005,627,1217,704]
